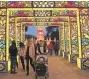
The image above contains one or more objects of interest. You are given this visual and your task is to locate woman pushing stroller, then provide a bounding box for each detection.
[35,40,49,79]
[36,40,48,55]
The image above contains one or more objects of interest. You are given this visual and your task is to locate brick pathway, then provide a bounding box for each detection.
[0,56,89,79]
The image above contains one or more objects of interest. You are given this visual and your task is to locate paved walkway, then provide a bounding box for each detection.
[0,56,89,79]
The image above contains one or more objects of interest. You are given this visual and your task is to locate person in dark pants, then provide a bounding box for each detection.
[25,39,35,76]
[16,53,18,68]
[9,40,18,74]
[19,42,25,70]
[54,41,59,56]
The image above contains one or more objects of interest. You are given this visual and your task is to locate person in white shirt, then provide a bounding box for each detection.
[36,40,48,55]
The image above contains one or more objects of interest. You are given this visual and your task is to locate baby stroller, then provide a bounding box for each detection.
[35,55,48,79]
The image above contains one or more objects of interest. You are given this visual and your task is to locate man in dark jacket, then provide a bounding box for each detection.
[54,41,59,56]
[9,40,18,74]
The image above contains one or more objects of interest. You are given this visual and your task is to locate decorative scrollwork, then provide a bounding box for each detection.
[82,58,89,69]
[33,1,54,7]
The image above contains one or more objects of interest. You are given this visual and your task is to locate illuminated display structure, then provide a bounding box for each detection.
[1,1,89,72]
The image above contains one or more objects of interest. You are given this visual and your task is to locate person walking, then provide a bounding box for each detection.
[33,39,38,59]
[25,39,35,76]
[19,42,25,70]
[54,41,59,56]
[47,41,53,56]
[9,40,18,74]
[36,40,48,55]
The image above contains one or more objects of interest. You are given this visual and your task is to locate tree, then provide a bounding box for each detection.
[25,26,28,32]
[45,26,59,40]
[25,34,37,40]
